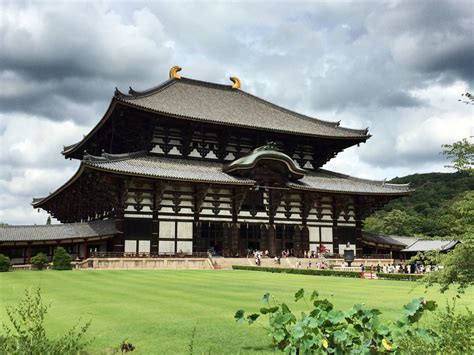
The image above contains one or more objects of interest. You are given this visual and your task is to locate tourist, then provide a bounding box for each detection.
[376,264,381,273]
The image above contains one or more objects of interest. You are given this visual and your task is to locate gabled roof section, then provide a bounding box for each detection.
[63,75,370,158]
[289,169,412,195]
[114,77,369,139]
[401,239,460,253]
[35,152,411,210]
[223,143,307,180]
[0,220,117,243]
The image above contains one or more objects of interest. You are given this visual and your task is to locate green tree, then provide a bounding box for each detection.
[30,253,49,270]
[0,254,11,272]
[52,247,72,270]
[364,209,421,236]
[442,138,474,175]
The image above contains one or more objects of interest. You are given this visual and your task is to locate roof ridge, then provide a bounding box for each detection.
[114,78,177,99]
[120,76,368,135]
[316,169,412,191]
[0,220,114,229]
[83,150,147,163]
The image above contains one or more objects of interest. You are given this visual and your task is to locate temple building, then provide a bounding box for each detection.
[0,67,412,263]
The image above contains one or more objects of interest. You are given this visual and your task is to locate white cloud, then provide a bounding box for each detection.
[0,0,472,224]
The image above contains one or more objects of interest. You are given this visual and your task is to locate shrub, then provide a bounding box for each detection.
[399,298,474,353]
[0,288,91,354]
[30,253,49,270]
[235,288,438,354]
[53,247,72,270]
[0,254,11,272]
[232,265,424,281]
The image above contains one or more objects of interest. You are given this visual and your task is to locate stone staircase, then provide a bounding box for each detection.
[212,257,301,269]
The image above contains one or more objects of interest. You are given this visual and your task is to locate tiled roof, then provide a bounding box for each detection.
[401,239,460,252]
[83,152,256,185]
[0,220,117,242]
[33,153,411,207]
[115,77,369,139]
[289,170,412,195]
[362,232,417,247]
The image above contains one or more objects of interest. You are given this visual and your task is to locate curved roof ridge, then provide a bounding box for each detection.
[83,150,147,163]
[116,78,177,99]
[0,219,114,229]
[313,169,413,191]
[118,76,367,134]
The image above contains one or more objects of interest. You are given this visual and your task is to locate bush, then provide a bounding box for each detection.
[0,254,11,272]
[0,288,91,354]
[235,288,438,353]
[399,298,474,353]
[30,253,49,270]
[53,247,72,270]
[232,265,424,281]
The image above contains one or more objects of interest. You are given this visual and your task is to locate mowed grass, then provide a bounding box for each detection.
[0,270,472,354]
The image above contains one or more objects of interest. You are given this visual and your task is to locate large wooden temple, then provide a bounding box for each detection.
[1,67,411,263]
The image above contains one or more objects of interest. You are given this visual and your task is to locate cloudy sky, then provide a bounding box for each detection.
[1,0,472,225]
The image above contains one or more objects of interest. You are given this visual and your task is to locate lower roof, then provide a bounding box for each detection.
[401,239,460,252]
[0,220,117,243]
[362,232,417,247]
[33,152,411,207]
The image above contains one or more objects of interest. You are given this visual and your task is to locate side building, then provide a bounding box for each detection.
[0,67,411,263]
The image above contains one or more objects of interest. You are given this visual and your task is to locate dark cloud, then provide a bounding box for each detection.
[0,0,472,224]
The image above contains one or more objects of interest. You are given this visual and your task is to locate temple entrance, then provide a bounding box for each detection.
[240,223,263,253]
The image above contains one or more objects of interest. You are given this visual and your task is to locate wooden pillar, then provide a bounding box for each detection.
[26,242,32,264]
[84,238,89,259]
[113,179,128,253]
[267,224,276,257]
[300,226,309,256]
[152,204,159,255]
[230,223,240,257]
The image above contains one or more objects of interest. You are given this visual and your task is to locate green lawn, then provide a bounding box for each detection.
[0,270,472,354]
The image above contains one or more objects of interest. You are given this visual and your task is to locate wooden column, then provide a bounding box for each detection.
[230,223,240,257]
[300,226,309,255]
[113,179,128,253]
[267,224,276,257]
[152,182,165,255]
[26,242,32,264]
[83,238,89,259]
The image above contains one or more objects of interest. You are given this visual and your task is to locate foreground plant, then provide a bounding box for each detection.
[235,289,438,354]
[0,288,91,354]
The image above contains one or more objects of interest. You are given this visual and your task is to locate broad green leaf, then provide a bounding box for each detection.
[292,325,305,339]
[310,290,319,301]
[234,309,245,322]
[328,310,345,324]
[294,288,305,302]
[424,300,437,311]
[273,329,286,343]
[260,293,270,304]
[333,330,347,343]
[260,306,279,314]
[247,313,260,324]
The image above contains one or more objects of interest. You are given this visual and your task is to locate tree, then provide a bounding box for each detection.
[442,138,474,175]
[364,209,421,236]
[0,254,11,272]
[30,253,49,270]
[52,247,72,270]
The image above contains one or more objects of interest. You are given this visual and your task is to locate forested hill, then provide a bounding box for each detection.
[364,172,474,238]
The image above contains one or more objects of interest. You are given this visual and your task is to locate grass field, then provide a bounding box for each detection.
[1,269,472,354]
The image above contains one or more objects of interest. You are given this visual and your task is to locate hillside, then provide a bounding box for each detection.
[364,172,473,238]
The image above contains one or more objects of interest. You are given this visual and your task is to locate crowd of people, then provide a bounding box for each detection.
[369,263,442,274]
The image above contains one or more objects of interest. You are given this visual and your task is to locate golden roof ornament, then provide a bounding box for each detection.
[169,66,182,79]
[230,76,241,89]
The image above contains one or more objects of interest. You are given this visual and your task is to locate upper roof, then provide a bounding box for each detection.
[401,239,460,252]
[115,77,369,139]
[33,152,411,208]
[0,220,117,243]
